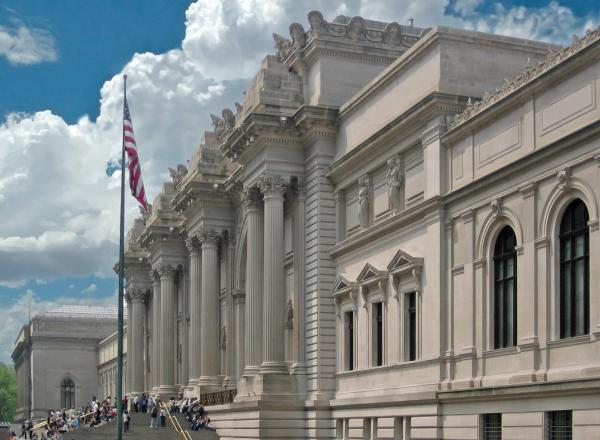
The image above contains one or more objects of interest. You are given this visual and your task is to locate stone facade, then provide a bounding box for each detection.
[13,10,600,439]
[11,306,121,421]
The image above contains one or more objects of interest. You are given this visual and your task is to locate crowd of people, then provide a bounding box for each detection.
[8,393,214,438]
[8,396,122,440]
[166,397,215,432]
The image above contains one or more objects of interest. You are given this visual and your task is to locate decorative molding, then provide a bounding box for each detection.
[490,198,502,218]
[557,167,571,189]
[518,182,537,199]
[387,249,424,300]
[258,174,287,196]
[149,268,160,284]
[198,228,219,246]
[185,235,201,255]
[157,263,177,280]
[449,25,600,130]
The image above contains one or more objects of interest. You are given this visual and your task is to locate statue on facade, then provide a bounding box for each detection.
[235,102,243,114]
[347,16,366,41]
[273,32,293,62]
[289,22,307,49]
[307,10,328,37]
[222,108,235,130]
[220,325,227,349]
[285,299,294,329]
[358,175,370,229]
[168,164,188,187]
[383,22,402,45]
[210,113,225,135]
[386,155,403,214]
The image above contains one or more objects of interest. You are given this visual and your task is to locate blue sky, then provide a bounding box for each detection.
[0,0,598,363]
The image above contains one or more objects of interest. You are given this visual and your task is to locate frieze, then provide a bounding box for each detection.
[450,25,600,130]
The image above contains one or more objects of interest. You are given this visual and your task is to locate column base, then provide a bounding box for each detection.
[259,361,288,375]
[153,385,179,401]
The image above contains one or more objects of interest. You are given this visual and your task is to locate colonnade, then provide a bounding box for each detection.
[124,173,303,398]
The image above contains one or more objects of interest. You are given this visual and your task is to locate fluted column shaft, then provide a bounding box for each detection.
[187,237,202,386]
[126,297,133,393]
[243,189,263,375]
[259,175,288,374]
[292,181,307,373]
[129,289,147,394]
[198,231,219,386]
[150,270,161,391]
[159,264,177,390]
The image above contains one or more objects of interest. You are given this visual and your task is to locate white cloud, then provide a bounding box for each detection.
[0,22,57,65]
[0,0,597,290]
[0,289,115,363]
[82,283,98,295]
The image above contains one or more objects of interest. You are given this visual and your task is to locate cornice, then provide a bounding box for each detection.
[171,179,232,215]
[447,26,600,136]
[137,223,185,250]
[327,92,464,183]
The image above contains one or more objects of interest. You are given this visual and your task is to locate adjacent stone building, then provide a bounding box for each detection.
[11,306,122,421]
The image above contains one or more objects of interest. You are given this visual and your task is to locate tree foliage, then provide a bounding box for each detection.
[0,362,17,422]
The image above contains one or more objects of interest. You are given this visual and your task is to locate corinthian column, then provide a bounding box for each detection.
[259,174,288,374]
[292,180,307,379]
[150,269,161,393]
[158,263,178,395]
[128,288,148,395]
[125,293,133,394]
[186,236,202,389]
[198,230,220,389]
[243,188,263,376]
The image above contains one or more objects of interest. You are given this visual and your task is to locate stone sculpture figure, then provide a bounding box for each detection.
[358,175,370,229]
[386,155,403,214]
[235,102,243,114]
[273,32,293,61]
[289,22,306,49]
[210,113,225,135]
[307,10,327,37]
[168,164,188,187]
[383,22,402,45]
[347,16,366,41]
[222,108,235,130]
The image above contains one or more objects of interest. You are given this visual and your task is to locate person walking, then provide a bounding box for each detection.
[160,407,166,428]
[123,410,130,433]
[149,405,158,428]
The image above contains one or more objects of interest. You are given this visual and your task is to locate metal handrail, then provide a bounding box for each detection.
[160,402,192,440]
[198,389,236,407]
[32,410,96,430]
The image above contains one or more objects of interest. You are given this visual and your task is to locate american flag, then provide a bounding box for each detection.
[123,96,148,211]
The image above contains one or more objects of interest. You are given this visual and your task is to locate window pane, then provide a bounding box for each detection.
[483,413,502,440]
[506,280,514,346]
[562,263,572,337]
[548,410,572,440]
[575,260,585,336]
[575,235,585,258]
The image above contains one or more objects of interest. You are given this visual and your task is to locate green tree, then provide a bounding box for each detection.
[0,362,16,422]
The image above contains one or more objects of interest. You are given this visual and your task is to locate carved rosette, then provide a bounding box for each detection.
[258,174,287,198]
[157,263,177,281]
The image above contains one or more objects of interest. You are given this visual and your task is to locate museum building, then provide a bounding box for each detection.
[14,10,600,440]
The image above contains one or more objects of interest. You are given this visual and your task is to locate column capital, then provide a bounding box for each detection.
[186,235,201,255]
[157,263,177,280]
[258,174,287,198]
[126,288,149,303]
[199,228,219,246]
[242,186,262,211]
[149,268,161,284]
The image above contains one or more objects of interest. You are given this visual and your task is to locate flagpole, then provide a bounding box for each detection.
[116,74,127,440]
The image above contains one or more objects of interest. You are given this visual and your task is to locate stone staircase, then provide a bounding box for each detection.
[56,412,218,440]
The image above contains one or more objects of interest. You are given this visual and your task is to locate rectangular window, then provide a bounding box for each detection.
[547,410,572,440]
[407,292,417,361]
[372,302,383,366]
[344,310,354,371]
[482,413,502,440]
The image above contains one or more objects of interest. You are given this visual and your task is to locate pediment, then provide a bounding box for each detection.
[356,263,386,283]
[387,249,423,273]
[332,274,352,292]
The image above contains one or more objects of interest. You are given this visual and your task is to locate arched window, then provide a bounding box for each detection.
[494,226,517,349]
[60,378,75,409]
[560,199,589,338]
